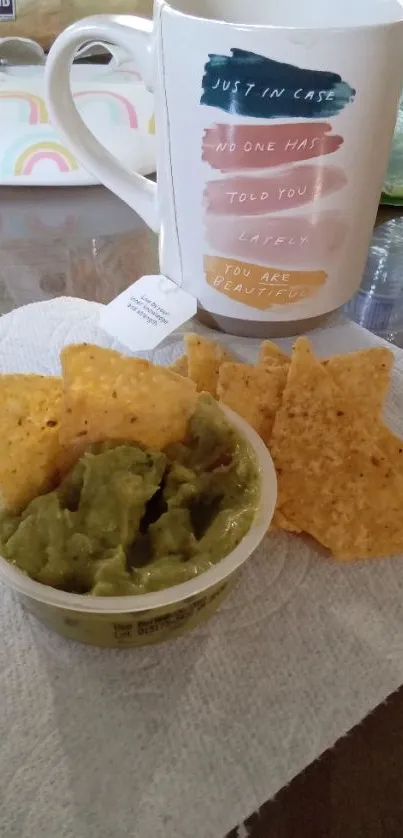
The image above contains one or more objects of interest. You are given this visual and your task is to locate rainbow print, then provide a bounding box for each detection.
[0,91,48,124]
[2,136,79,176]
[148,113,155,135]
[15,142,78,175]
[74,90,138,128]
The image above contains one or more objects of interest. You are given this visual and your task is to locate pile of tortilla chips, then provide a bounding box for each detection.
[173,333,403,561]
[0,345,197,512]
[3,333,403,562]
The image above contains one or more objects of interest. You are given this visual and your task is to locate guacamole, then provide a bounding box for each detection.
[0,396,259,596]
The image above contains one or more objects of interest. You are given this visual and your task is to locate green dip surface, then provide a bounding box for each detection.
[0,396,260,596]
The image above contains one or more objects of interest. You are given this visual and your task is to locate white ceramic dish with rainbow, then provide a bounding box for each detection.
[0,64,156,185]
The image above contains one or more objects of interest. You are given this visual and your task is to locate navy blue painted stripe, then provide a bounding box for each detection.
[201,49,355,119]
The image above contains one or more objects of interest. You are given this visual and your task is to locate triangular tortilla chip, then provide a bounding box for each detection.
[184,334,233,396]
[217,362,287,446]
[170,355,188,377]
[324,347,393,416]
[271,337,403,559]
[258,342,393,418]
[257,340,290,367]
[0,374,62,511]
[60,344,197,455]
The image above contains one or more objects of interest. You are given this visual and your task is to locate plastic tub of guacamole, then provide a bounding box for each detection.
[0,407,277,647]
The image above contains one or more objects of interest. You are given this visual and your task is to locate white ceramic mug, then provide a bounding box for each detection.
[46,0,403,336]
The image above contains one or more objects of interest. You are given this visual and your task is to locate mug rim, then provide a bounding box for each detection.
[160,0,403,32]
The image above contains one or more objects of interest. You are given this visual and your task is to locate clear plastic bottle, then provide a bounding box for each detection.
[344,218,403,346]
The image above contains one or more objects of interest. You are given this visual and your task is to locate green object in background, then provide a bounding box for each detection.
[382,92,403,204]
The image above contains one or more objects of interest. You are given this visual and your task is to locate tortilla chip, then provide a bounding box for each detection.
[184,333,233,396]
[60,344,197,456]
[0,374,63,511]
[258,342,392,411]
[273,510,301,532]
[170,355,188,377]
[271,510,302,533]
[217,362,287,446]
[324,347,393,415]
[271,337,403,560]
[257,340,289,367]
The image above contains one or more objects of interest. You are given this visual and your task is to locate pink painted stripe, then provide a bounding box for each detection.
[202,122,343,171]
[204,165,346,215]
[205,211,349,268]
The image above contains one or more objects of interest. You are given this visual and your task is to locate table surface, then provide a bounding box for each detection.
[1,184,402,838]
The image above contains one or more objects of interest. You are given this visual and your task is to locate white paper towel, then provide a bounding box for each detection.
[2,297,403,838]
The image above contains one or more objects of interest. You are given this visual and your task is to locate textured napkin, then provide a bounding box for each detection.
[2,297,403,838]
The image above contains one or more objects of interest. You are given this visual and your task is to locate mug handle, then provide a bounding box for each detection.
[45,15,158,232]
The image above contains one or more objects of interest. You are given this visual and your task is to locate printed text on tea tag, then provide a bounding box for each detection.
[99,275,197,351]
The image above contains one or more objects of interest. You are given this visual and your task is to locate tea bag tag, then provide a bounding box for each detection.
[99,275,197,351]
